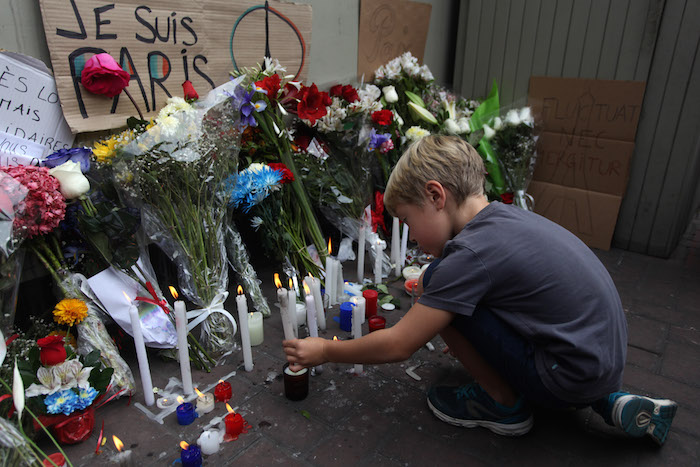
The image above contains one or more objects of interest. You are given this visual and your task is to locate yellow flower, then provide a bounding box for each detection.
[53,298,88,326]
[92,129,137,164]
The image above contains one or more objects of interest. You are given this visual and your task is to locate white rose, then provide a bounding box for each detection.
[457,117,471,134]
[519,107,534,126]
[483,124,496,140]
[382,85,399,103]
[505,109,521,126]
[49,161,90,199]
[444,118,461,135]
[392,110,404,127]
[493,117,503,130]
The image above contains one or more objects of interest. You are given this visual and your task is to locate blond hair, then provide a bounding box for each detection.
[384,135,485,215]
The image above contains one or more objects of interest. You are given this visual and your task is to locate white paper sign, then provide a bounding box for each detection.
[0,130,47,166]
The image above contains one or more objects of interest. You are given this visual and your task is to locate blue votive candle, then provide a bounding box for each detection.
[338,302,353,332]
[181,444,202,467]
[176,402,197,425]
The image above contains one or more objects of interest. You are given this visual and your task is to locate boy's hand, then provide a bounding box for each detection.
[283,337,327,369]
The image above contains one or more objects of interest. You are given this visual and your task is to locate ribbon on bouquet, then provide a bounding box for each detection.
[185,291,238,336]
[135,281,171,314]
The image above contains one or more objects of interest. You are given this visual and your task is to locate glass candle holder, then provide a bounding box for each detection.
[368,315,386,332]
[362,289,378,318]
[176,402,197,425]
[214,381,232,402]
[283,363,309,401]
[181,444,202,467]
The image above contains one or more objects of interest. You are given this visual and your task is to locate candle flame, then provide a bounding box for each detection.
[169,286,178,299]
[303,283,311,295]
[121,291,131,303]
[328,238,332,255]
[333,336,338,341]
[177,396,184,404]
[288,278,293,289]
[180,441,189,450]
[274,273,282,288]
[218,379,224,384]
[237,285,243,295]
[112,435,124,452]
[308,272,314,278]
[226,403,235,414]
[249,312,253,317]
[195,388,204,398]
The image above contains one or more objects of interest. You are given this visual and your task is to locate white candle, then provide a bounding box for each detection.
[197,429,221,455]
[303,284,319,338]
[275,275,296,341]
[195,389,215,415]
[235,287,253,372]
[400,223,409,269]
[351,299,363,375]
[248,312,263,346]
[295,302,306,327]
[351,295,366,324]
[391,216,401,276]
[374,239,386,285]
[335,259,345,304]
[287,279,298,338]
[172,292,193,396]
[125,293,154,406]
[324,239,336,306]
[308,276,325,330]
[156,394,181,410]
[357,223,366,284]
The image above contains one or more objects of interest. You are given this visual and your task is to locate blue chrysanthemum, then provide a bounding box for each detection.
[227,165,283,212]
[75,386,98,410]
[45,389,80,416]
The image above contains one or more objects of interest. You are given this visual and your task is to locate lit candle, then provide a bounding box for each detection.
[236,286,253,371]
[374,239,386,285]
[324,238,336,306]
[170,286,193,396]
[180,441,202,467]
[194,388,215,415]
[214,380,232,402]
[351,299,363,375]
[248,312,263,346]
[124,292,154,406]
[156,394,180,410]
[308,274,326,331]
[357,222,366,283]
[176,396,197,425]
[287,278,298,338]
[224,403,245,439]
[197,429,222,456]
[400,223,409,269]
[350,295,366,324]
[391,216,401,276]
[303,282,319,339]
[113,436,133,467]
[274,274,295,340]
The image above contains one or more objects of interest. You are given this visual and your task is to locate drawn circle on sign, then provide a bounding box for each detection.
[229,5,306,80]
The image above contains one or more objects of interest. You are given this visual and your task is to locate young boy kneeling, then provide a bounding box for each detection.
[283,135,677,445]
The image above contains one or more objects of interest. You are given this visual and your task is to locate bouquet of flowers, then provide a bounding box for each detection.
[486,107,537,210]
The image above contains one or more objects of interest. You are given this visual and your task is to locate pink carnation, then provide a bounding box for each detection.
[379,139,394,154]
[0,165,66,239]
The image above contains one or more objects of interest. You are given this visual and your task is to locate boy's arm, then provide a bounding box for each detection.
[283,302,453,368]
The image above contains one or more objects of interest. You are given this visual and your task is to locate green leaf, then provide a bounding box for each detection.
[376,284,389,294]
[82,350,101,368]
[390,297,401,308]
[379,294,394,305]
[300,410,311,420]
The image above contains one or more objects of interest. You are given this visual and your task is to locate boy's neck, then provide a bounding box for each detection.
[451,195,490,236]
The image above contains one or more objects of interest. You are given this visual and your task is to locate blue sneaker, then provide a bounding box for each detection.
[427,383,533,436]
[609,393,678,446]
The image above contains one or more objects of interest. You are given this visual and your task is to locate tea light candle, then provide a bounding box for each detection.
[283,363,309,401]
[248,312,263,346]
[197,429,222,455]
[180,442,202,467]
[124,292,154,406]
[213,380,232,402]
[176,398,197,425]
[194,388,214,415]
[275,274,295,340]
[170,287,193,396]
[156,394,180,410]
[368,315,386,332]
[224,404,245,438]
[236,286,253,372]
[112,436,133,467]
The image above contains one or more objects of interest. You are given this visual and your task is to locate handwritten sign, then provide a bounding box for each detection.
[39,0,312,133]
[0,52,74,164]
[358,0,431,80]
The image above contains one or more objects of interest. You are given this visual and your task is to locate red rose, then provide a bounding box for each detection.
[371,109,393,126]
[500,192,514,204]
[255,74,281,99]
[268,163,295,183]
[297,84,332,125]
[182,80,199,101]
[80,53,130,98]
[330,84,359,103]
[37,335,67,366]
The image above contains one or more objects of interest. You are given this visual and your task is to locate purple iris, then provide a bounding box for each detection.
[43,147,92,173]
[368,128,392,152]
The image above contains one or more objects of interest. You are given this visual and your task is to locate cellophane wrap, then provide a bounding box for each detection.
[225,225,270,317]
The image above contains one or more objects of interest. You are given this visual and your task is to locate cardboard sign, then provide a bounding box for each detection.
[0,52,75,164]
[528,181,622,251]
[39,0,312,133]
[533,131,634,197]
[529,76,646,142]
[358,0,431,80]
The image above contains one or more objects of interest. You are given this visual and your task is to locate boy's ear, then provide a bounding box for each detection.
[424,180,446,209]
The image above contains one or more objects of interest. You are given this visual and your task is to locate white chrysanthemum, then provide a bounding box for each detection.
[457,117,471,134]
[157,115,181,139]
[505,109,521,126]
[158,97,191,119]
[406,126,430,142]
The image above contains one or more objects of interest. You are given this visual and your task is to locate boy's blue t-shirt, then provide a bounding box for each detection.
[418,201,627,404]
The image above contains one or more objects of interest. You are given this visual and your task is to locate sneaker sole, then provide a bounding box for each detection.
[614,395,677,446]
[427,396,534,436]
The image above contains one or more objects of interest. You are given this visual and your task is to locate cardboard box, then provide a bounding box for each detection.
[528,76,646,141]
[0,52,74,165]
[528,180,622,250]
[533,130,634,196]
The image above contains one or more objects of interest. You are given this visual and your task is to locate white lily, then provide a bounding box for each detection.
[442,100,457,120]
[25,366,61,397]
[505,109,521,126]
[407,102,438,125]
[13,358,24,420]
[483,124,496,140]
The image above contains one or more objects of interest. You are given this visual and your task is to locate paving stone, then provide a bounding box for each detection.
[660,341,700,387]
[228,436,311,466]
[627,315,668,354]
[626,346,660,372]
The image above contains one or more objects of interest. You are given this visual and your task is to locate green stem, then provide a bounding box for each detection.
[30,246,64,293]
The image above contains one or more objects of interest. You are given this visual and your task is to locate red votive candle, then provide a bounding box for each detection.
[404,279,419,295]
[224,411,244,437]
[368,315,386,332]
[362,289,378,318]
[214,381,232,402]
